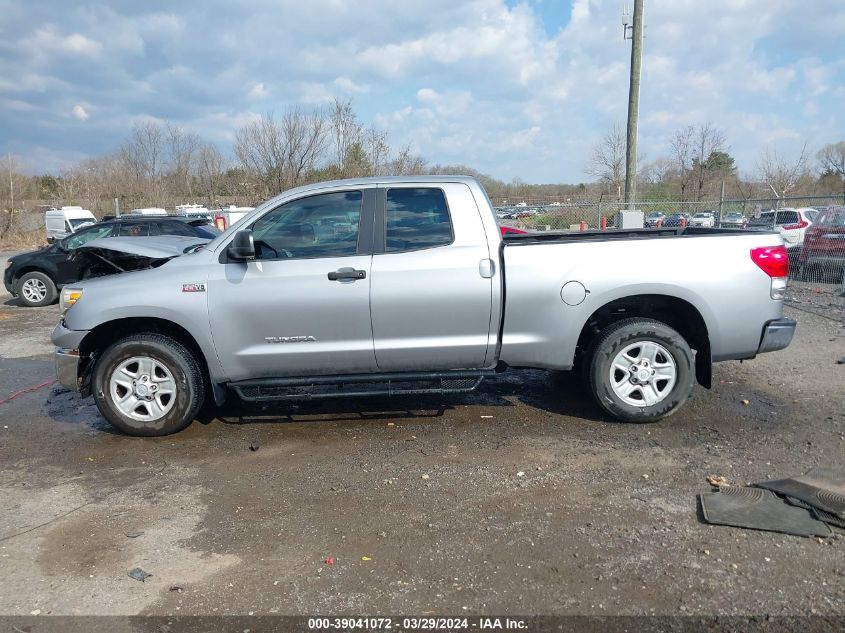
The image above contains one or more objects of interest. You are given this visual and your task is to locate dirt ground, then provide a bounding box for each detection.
[1,250,844,618]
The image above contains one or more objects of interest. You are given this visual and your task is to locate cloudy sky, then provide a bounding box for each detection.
[1,0,843,183]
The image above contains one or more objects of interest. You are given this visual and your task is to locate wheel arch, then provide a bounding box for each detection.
[12,265,57,289]
[575,293,712,388]
[79,316,226,404]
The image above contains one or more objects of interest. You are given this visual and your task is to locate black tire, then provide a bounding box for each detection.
[17,271,57,307]
[588,318,695,423]
[92,334,205,436]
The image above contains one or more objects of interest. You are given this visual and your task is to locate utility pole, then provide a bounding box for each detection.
[623,0,644,208]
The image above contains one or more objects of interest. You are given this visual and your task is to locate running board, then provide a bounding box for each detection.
[229,370,494,402]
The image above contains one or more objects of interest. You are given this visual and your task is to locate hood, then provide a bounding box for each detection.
[78,235,210,259]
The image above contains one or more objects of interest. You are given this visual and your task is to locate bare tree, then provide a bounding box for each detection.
[586,123,626,200]
[690,123,727,200]
[670,125,695,199]
[388,145,427,176]
[166,123,202,199]
[197,143,226,206]
[119,121,166,204]
[365,127,390,176]
[329,98,362,177]
[1,155,29,238]
[281,107,329,188]
[817,141,845,194]
[641,157,676,185]
[235,108,329,194]
[757,142,809,200]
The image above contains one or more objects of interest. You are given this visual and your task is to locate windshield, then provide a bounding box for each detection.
[693,213,709,218]
[63,225,114,249]
[815,206,845,227]
[69,218,94,229]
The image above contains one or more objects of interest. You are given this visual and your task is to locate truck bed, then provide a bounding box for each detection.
[502,226,760,245]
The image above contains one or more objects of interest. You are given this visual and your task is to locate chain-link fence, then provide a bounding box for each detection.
[497,195,845,296]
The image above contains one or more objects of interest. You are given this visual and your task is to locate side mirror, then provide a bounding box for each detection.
[227,230,255,261]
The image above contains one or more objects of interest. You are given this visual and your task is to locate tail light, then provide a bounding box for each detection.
[751,245,788,299]
[214,215,227,231]
[782,220,809,230]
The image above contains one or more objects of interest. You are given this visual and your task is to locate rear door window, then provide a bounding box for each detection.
[385,188,453,252]
[117,222,152,237]
[155,221,196,236]
[775,211,799,226]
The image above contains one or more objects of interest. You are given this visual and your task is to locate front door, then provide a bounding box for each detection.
[207,189,377,381]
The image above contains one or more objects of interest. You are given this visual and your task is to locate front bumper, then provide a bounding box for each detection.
[757,318,796,354]
[51,320,91,392]
[3,267,14,295]
[55,348,81,391]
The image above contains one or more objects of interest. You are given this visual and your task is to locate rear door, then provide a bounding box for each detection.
[369,183,494,371]
[207,188,378,381]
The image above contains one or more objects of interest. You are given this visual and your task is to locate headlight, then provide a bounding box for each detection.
[60,287,83,314]
[4,259,12,269]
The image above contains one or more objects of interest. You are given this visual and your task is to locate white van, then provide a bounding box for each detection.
[128,207,168,216]
[45,207,96,242]
[175,204,211,218]
[211,205,255,230]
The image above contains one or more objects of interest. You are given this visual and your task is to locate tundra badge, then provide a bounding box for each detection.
[265,336,317,343]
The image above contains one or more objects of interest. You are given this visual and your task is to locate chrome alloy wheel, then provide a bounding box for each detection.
[609,341,677,407]
[109,356,177,421]
[21,278,48,303]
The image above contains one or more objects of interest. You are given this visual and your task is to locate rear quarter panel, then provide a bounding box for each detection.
[500,232,785,369]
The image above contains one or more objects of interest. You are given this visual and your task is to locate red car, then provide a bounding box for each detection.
[798,206,845,280]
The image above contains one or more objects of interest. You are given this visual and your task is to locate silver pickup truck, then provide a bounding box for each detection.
[51,176,796,436]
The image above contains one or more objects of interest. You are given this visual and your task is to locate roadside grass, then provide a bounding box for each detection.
[0,228,44,251]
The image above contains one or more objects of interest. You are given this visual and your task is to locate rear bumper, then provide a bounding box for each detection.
[757,318,796,354]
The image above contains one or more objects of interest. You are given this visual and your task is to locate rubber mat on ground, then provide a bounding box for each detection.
[785,495,845,530]
[754,468,845,519]
[699,487,831,537]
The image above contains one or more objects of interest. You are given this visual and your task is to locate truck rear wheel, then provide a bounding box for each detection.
[588,318,694,423]
[92,334,205,436]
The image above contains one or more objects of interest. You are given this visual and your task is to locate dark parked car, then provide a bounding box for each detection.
[799,205,845,281]
[4,217,219,307]
[663,213,691,227]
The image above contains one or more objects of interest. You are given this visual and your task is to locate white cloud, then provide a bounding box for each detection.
[1,0,844,182]
[71,104,89,121]
[247,82,269,100]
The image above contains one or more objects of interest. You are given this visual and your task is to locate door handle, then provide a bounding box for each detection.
[328,268,366,281]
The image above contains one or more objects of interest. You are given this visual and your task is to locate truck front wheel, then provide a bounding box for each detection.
[588,318,695,423]
[92,334,205,436]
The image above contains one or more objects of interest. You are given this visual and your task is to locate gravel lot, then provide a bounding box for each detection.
[1,250,844,618]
